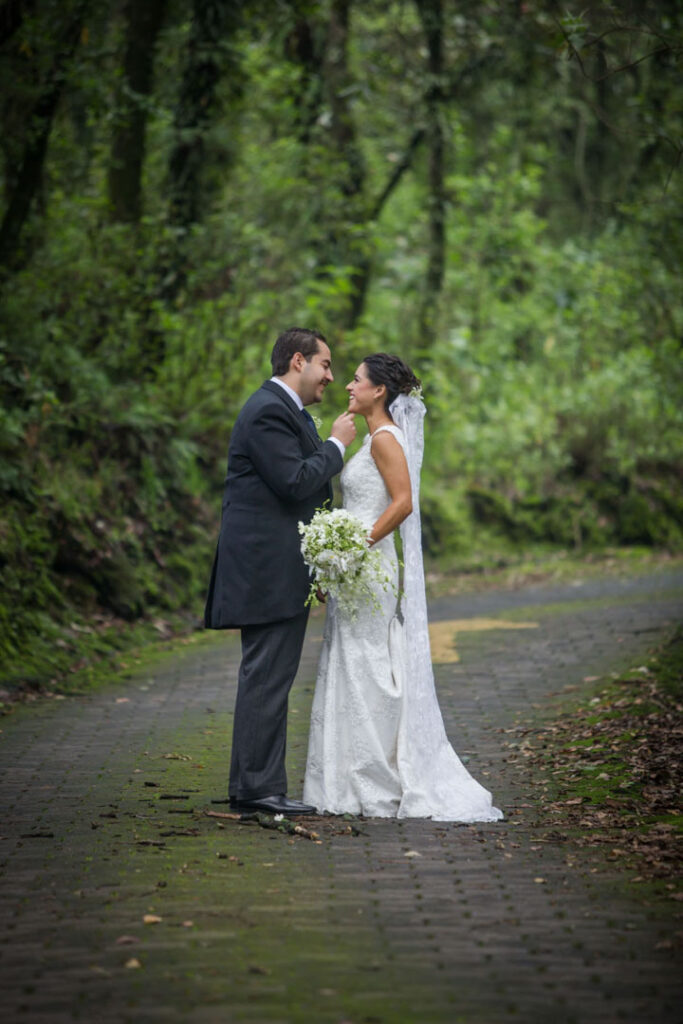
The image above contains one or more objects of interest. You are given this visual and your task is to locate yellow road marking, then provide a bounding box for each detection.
[429,618,539,663]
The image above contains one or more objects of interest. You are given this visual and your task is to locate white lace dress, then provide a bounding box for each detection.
[303,425,503,821]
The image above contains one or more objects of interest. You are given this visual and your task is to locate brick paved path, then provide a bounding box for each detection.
[1,569,681,1023]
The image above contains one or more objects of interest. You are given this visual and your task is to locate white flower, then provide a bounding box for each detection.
[298,507,395,617]
[273,814,285,822]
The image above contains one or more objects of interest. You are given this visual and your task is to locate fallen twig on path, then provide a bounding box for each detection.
[204,807,367,841]
[206,808,320,840]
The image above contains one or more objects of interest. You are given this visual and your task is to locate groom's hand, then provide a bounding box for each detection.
[331,412,356,448]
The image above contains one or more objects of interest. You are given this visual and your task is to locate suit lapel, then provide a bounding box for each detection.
[260,380,322,451]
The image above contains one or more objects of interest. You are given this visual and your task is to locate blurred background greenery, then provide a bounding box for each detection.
[1,0,681,688]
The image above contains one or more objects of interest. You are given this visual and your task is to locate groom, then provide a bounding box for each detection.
[204,327,356,815]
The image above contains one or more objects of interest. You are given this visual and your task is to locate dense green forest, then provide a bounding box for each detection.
[1,0,681,688]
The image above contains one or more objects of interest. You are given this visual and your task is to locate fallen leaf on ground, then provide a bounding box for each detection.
[512,629,683,883]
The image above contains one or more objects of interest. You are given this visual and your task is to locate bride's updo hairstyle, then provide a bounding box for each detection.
[362,353,421,413]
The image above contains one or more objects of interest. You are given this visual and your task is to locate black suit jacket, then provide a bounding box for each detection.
[204,381,343,628]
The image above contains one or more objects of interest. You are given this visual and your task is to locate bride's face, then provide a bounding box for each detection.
[346,363,384,415]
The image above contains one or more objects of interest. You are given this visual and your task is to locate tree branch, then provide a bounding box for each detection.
[370,128,425,222]
[558,18,676,83]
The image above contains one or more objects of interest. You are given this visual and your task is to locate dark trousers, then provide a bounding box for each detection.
[228,609,310,801]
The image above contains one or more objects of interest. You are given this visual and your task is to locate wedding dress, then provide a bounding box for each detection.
[304,404,503,821]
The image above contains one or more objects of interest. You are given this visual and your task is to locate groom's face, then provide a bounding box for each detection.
[299,341,334,405]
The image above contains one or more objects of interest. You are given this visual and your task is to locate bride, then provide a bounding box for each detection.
[303,353,503,822]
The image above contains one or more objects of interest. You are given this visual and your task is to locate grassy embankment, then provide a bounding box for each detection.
[507,625,682,894]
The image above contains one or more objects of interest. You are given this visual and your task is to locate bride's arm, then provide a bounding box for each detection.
[368,432,412,544]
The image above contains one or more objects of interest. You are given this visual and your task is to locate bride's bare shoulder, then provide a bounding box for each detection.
[371,424,404,444]
[369,426,407,463]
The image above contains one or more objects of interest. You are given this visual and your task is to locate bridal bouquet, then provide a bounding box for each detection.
[298,508,393,616]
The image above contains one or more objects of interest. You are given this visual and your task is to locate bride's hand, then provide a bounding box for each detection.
[316,586,327,603]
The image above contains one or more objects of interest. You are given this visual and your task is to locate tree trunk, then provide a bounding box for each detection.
[161,0,243,302]
[415,0,445,342]
[284,1,325,148]
[326,0,364,202]
[322,0,370,328]
[167,0,241,231]
[0,2,86,274]
[0,0,36,48]
[107,0,167,224]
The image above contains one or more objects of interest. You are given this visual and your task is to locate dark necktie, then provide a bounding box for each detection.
[301,408,319,436]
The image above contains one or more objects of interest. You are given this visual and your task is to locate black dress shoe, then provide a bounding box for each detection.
[230,794,317,816]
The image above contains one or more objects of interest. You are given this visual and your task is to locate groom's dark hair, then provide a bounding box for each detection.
[271,327,327,376]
